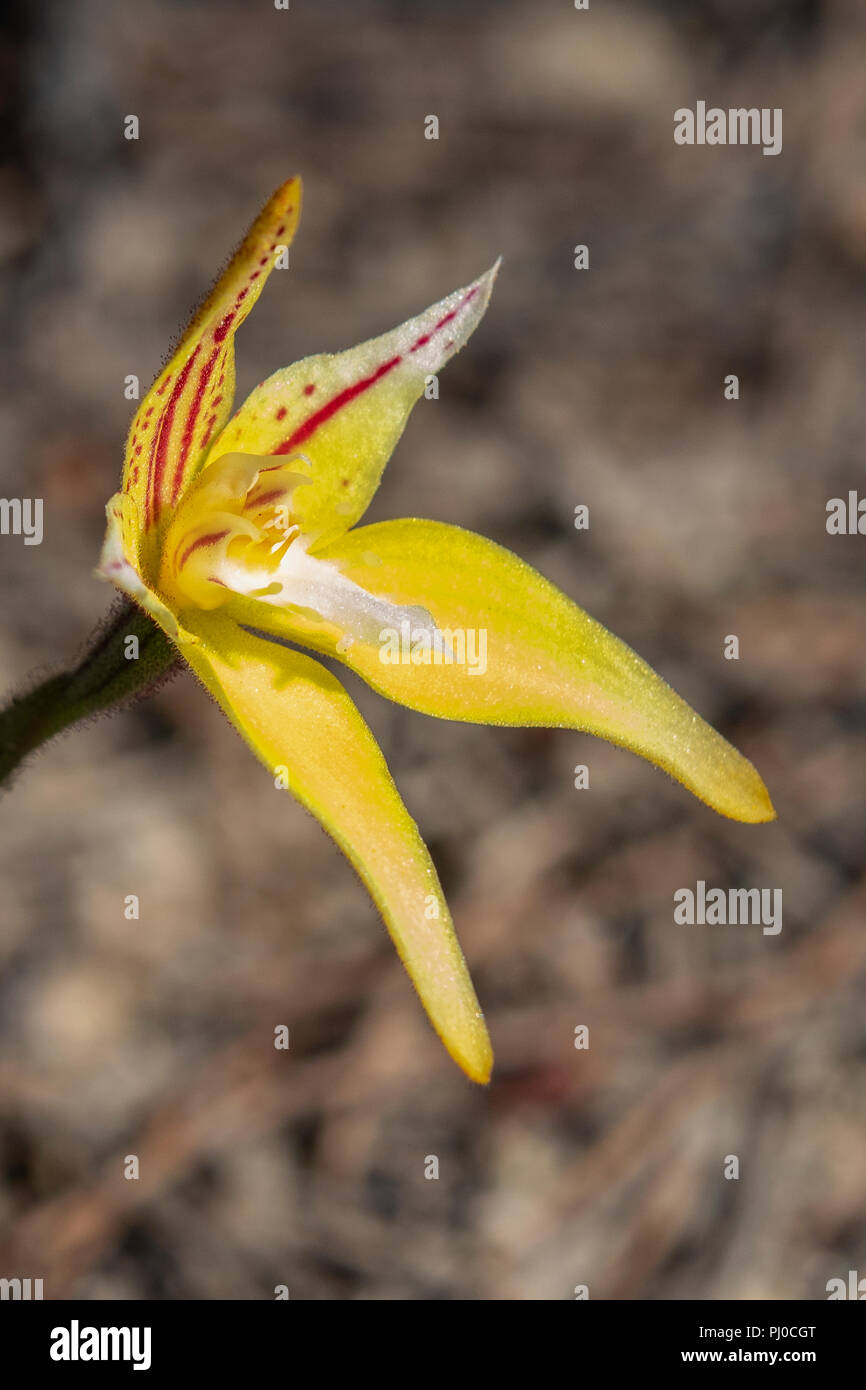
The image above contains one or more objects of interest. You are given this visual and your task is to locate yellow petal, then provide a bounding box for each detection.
[95,492,179,635]
[175,613,493,1083]
[205,262,499,547]
[121,178,302,571]
[248,519,775,824]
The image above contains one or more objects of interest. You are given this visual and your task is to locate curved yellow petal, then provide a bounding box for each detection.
[175,613,492,1083]
[241,519,774,824]
[121,178,302,569]
[205,262,499,547]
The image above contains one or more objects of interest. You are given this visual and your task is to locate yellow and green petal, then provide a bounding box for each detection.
[248,519,774,824]
[174,613,493,1083]
[121,178,302,574]
[204,262,499,547]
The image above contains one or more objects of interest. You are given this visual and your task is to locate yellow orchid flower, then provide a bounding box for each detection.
[96,177,774,1084]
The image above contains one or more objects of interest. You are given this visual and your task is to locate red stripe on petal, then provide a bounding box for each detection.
[146,346,201,523]
[213,311,236,344]
[169,343,224,503]
[410,285,479,352]
[249,488,285,508]
[176,527,231,574]
[275,354,402,454]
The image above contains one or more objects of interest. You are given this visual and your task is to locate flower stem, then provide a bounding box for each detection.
[0,599,180,786]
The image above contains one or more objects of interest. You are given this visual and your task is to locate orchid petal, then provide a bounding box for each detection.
[174,614,493,1083]
[95,492,179,635]
[245,519,775,824]
[121,178,302,573]
[204,263,499,546]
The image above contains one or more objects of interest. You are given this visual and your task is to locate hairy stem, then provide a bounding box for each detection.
[0,599,180,785]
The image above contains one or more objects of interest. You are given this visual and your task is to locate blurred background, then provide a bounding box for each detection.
[0,0,865,1300]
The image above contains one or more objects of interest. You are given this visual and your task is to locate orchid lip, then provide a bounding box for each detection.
[161,450,443,647]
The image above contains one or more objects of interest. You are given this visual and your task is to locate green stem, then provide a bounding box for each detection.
[0,599,181,786]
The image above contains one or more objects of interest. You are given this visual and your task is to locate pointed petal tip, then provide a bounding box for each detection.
[443,1007,493,1085]
[452,1035,494,1086]
[474,256,502,300]
[276,174,302,203]
[703,758,776,824]
[735,778,776,825]
[444,258,500,327]
[257,174,303,242]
